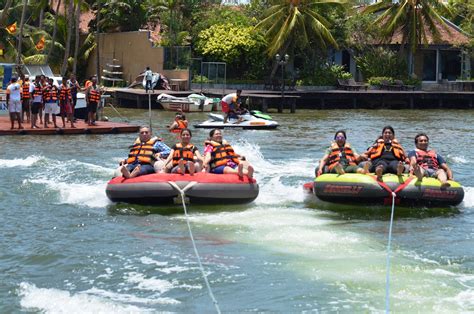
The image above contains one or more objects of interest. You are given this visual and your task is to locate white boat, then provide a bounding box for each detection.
[157,93,217,112]
[194,112,279,129]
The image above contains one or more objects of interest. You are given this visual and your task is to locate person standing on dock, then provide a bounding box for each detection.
[43,78,59,128]
[21,76,31,123]
[221,89,242,124]
[6,77,23,130]
[144,66,153,93]
[59,77,76,129]
[67,74,82,113]
[85,76,101,126]
[29,76,43,128]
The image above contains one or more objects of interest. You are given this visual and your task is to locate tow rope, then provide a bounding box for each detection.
[168,181,221,314]
[370,175,414,313]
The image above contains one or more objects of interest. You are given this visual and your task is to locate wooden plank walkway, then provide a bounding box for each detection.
[0,116,139,136]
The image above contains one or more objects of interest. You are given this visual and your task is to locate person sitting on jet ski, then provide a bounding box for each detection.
[202,129,254,179]
[221,89,242,123]
[169,112,188,133]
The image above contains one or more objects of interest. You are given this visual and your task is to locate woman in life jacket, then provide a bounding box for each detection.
[163,128,203,175]
[408,133,453,188]
[316,130,370,176]
[202,129,254,179]
[169,113,188,133]
[362,125,408,181]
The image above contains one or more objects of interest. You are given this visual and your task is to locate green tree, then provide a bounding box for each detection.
[363,0,451,75]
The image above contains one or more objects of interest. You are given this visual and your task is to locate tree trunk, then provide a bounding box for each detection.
[16,0,28,65]
[46,0,61,63]
[96,0,101,81]
[61,0,74,75]
[72,0,81,74]
[269,41,292,79]
[0,0,14,27]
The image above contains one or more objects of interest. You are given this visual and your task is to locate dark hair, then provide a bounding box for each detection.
[11,77,17,82]
[180,128,192,137]
[334,130,346,140]
[414,133,429,144]
[146,66,150,70]
[209,129,221,138]
[236,89,242,93]
[382,125,395,135]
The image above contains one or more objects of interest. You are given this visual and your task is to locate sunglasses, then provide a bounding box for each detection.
[335,136,345,140]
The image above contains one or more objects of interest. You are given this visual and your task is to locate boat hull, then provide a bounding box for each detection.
[305,173,464,207]
[106,173,259,205]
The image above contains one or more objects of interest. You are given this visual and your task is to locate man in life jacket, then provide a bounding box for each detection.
[316,130,370,176]
[43,77,59,128]
[221,89,242,124]
[408,133,453,188]
[29,75,44,128]
[119,126,172,179]
[168,113,188,133]
[21,75,31,123]
[85,76,101,125]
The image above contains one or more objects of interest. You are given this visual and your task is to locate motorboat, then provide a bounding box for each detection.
[157,93,218,112]
[106,172,259,206]
[303,173,464,208]
[194,112,279,129]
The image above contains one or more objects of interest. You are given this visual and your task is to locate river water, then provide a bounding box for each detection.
[1,108,473,312]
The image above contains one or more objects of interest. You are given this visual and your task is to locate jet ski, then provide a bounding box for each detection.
[194,112,279,129]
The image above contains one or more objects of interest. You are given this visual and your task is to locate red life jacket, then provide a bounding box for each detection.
[327,142,357,170]
[88,88,100,103]
[59,86,72,103]
[415,149,439,170]
[22,82,30,99]
[33,83,43,98]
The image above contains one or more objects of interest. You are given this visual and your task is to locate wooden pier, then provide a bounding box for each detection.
[0,116,139,136]
[113,87,474,113]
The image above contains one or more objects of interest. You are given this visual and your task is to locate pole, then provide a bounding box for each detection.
[96,0,101,83]
[148,91,152,131]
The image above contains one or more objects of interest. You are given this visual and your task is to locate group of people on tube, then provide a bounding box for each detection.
[317,126,453,188]
[117,126,254,180]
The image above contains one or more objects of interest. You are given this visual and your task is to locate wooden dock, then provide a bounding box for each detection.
[0,116,139,136]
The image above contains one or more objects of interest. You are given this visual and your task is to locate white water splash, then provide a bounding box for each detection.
[0,155,43,167]
[462,187,474,208]
[447,154,470,164]
[18,282,151,313]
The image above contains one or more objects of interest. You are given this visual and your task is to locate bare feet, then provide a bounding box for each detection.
[178,159,185,175]
[413,165,423,181]
[375,166,383,181]
[334,163,345,175]
[237,163,244,178]
[247,165,254,179]
[120,166,131,179]
[188,162,195,175]
[363,161,371,174]
[396,161,405,176]
[130,165,141,178]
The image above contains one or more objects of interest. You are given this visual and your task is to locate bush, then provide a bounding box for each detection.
[355,47,408,80]
[368,76,394,86]
[192,75,211,83]
[300,63,352,86]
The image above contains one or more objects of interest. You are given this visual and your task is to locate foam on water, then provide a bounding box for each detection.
[462,187,474,208]
[18,282,151,313]
[447,154,470,164]
[0,155,43,167]
[125,272,176,294]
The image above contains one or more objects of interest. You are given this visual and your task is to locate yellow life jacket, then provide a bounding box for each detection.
[327,142,357,169]
[209,141,239,169]
[172,143,196,166]
[126,137,159,165]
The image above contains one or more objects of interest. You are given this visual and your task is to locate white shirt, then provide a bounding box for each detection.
[7,83,21,101]
[221,93,237,104]
[145,70,153,80]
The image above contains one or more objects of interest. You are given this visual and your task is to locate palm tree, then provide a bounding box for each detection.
[16,0,28,65]
[363,0,450,75]
[0,0,14,27]
[255,0,343,77]
[61,0,74,75]
[72,0,83,73]
[46,0,61,63]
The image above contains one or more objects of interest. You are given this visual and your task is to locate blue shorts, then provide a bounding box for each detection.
[424,168,437,177]
[210,164,238,174]
[126,163,154,176]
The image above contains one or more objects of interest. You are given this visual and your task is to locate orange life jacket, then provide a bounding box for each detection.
[88,88,100,103]
[44,85,58,102]
[327,142,357,170]
[22,82,30,99]
[59,86,72,103]
[85,80,92,89]
[33,83,43,98]
[126,137,159,165]
[172,143,196,166]
[209,141,240,169]
[170,119,188,133]
[415,149,439,170]
[367,138,406,161]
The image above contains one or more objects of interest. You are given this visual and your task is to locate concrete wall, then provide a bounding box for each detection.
[87,30,189,85]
